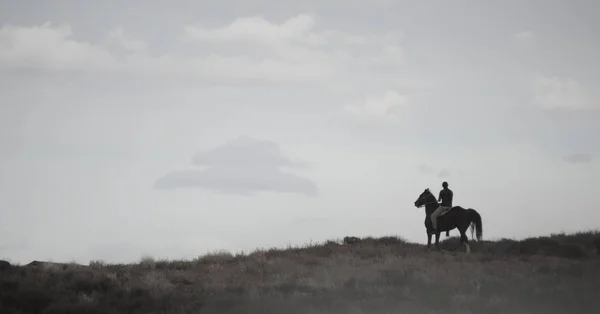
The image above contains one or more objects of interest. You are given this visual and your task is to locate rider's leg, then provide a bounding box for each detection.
[430,206,443,231]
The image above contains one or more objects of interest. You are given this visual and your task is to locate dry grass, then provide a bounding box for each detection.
[1,231,600,314]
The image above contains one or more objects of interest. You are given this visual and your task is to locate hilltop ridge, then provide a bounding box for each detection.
[1,231,600,314]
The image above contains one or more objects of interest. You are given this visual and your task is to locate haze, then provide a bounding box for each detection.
[1,0,598,264]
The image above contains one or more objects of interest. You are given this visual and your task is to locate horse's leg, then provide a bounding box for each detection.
[460,229,470,254]
[435,232,441,250]
[427,232,432,250]
[456,227,463,250]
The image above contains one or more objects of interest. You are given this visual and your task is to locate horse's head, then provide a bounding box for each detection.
[414,188,435,208]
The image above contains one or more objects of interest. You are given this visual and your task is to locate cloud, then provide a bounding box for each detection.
[106,27,147,53]
[0,15,403,86]
[344,90,409,122]
[184,14,320,45]
[154,137,318,196]
[191,136,306,169]
[182,14,386,50]
[562,153,593,164]
[0,22,115,71]
[0,21,330,82]
[533,75,595,111]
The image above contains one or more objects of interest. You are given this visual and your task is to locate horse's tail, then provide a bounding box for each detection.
[467,208,483,241]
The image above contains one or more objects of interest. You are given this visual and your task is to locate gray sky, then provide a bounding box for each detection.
[1,0,599,264]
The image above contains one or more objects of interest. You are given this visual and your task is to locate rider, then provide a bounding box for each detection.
[431,181,453,232]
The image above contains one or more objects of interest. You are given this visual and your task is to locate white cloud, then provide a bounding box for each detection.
[0,15,404,87]
[182,14,404,81]
[106,27,147,53]
[533,75,595,111]
[0,21,332,82]
[183,13,375,48]
[344,90,409,122]
[183,14,320,45]
[0,22,115,71]
[155,137,318,196]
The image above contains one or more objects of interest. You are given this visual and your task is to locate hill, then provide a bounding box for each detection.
[1,231,600,314]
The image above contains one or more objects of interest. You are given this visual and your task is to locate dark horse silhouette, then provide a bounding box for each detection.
[413,188,483,253]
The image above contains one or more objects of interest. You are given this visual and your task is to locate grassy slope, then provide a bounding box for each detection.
[1,231,600,314]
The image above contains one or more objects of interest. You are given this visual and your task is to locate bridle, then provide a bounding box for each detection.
[417,190,438,208]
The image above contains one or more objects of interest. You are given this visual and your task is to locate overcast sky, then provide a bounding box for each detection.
[1,0,599,264]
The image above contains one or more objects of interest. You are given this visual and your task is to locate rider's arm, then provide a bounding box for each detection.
[438,191,442,202]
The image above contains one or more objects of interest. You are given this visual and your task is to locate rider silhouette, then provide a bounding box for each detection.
[431,181,453,232]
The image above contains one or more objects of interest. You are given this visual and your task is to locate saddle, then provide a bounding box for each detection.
[438,205,453,217]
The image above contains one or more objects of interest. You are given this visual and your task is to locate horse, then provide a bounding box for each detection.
[413,188,483,253]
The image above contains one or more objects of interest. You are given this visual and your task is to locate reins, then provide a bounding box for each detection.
[419,190,439,207]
